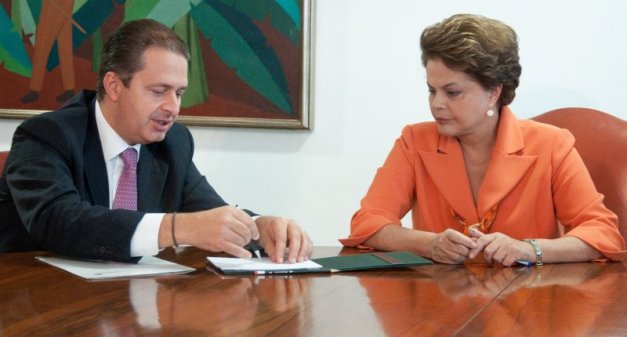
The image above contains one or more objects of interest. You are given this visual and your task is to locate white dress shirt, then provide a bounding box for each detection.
[95,102,164,257]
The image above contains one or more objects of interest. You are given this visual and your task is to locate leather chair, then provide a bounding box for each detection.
[0,151,8,177]
[533,107,627,240]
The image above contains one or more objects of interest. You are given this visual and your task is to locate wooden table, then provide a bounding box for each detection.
[1,247,625,337]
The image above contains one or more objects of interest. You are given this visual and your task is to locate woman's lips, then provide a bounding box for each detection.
[435,117,452,125]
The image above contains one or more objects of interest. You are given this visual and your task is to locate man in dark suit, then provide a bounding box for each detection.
[0,19,312,263]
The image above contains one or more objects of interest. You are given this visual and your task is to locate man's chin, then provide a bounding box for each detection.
[152,134,167,143]
[142,131,168,144]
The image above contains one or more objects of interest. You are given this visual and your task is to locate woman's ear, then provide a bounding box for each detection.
[489,84,503,106]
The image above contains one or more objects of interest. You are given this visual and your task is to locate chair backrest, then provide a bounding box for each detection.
[532,107,627,240]
[0,151,8,177]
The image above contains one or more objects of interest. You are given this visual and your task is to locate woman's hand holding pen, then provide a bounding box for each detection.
[429,228,477,264]
[468,228,535,267]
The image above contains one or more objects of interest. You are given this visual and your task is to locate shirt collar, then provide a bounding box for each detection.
[95,101,141,161]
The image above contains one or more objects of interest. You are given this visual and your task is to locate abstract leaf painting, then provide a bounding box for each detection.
[0,0,312,129]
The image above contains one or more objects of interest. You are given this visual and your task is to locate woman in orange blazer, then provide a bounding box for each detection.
[340,14,626,265]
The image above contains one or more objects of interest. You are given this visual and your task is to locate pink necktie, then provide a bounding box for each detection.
[113,148,137,210]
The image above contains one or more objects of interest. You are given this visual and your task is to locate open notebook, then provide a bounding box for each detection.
[207,251,432,275]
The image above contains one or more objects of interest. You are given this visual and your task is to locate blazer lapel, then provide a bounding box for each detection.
[477,107,537,216]
[137,145,168,211]
[419,135,478,223]
[419,108,537,223]
[84,101,109,207]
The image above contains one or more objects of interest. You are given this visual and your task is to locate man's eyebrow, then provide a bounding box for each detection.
[149,84,187,91]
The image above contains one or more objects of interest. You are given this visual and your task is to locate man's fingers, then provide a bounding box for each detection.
[285,223,301,263]
[298,229,313,262]
[254,216,312,264]
[232,206,259,240]
[226,220,255,246]
[272,223,288,263]
[223,242,253,259]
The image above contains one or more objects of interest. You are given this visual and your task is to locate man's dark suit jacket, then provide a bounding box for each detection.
[0,91,228,261]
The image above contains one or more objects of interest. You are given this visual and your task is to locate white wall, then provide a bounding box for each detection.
[1,0,625,246]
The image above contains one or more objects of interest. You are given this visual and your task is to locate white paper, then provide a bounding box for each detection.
[36,256,195,280]
[207,257,322,272]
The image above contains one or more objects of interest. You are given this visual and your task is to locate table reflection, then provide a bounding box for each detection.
[129,275,312,336]
[357,262,627,337]
[355,264,520,336]
[0,277,140,336]
[460,262,627,337]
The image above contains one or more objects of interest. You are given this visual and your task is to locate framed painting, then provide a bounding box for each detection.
[0,0,313,129]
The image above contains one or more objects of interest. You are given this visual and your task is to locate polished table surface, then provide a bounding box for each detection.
[1,246,626,337]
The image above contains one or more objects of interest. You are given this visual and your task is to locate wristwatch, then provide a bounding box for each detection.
[524,239,543,266]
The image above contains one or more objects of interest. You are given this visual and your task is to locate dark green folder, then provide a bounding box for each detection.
[313,251,432,272]
[210,251,432,275]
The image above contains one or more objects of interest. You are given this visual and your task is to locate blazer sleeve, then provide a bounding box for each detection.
[340,125,418,247]
[7,117,144,262]
[549,129,626,260]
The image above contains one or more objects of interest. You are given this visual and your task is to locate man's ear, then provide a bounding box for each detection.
[102,72,122,102]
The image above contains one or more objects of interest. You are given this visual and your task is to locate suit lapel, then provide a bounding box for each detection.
[137,145,168,210]
[477,107,537,216]
[84,100,109,207]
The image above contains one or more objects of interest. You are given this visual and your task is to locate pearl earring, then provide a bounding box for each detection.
[486,109,495,117]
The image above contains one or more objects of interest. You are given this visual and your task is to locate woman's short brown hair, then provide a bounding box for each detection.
[420,14,521,106]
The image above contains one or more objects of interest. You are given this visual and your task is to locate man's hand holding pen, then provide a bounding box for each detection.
[159,205,312,263]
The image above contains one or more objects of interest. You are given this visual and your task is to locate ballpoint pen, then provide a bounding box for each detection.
[254,270,294,275]
[516,260,533,267]
[235,204,262,258]
[253,269,338,275]
[248,240,263,259]
[471,228,533,267]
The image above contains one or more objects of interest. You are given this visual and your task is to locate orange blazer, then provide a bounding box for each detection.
[340,107,626,261]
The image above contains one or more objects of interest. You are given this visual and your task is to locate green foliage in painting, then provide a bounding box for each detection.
[0,0,302,114]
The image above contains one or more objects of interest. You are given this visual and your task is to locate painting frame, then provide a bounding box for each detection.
[0,0,314,130]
